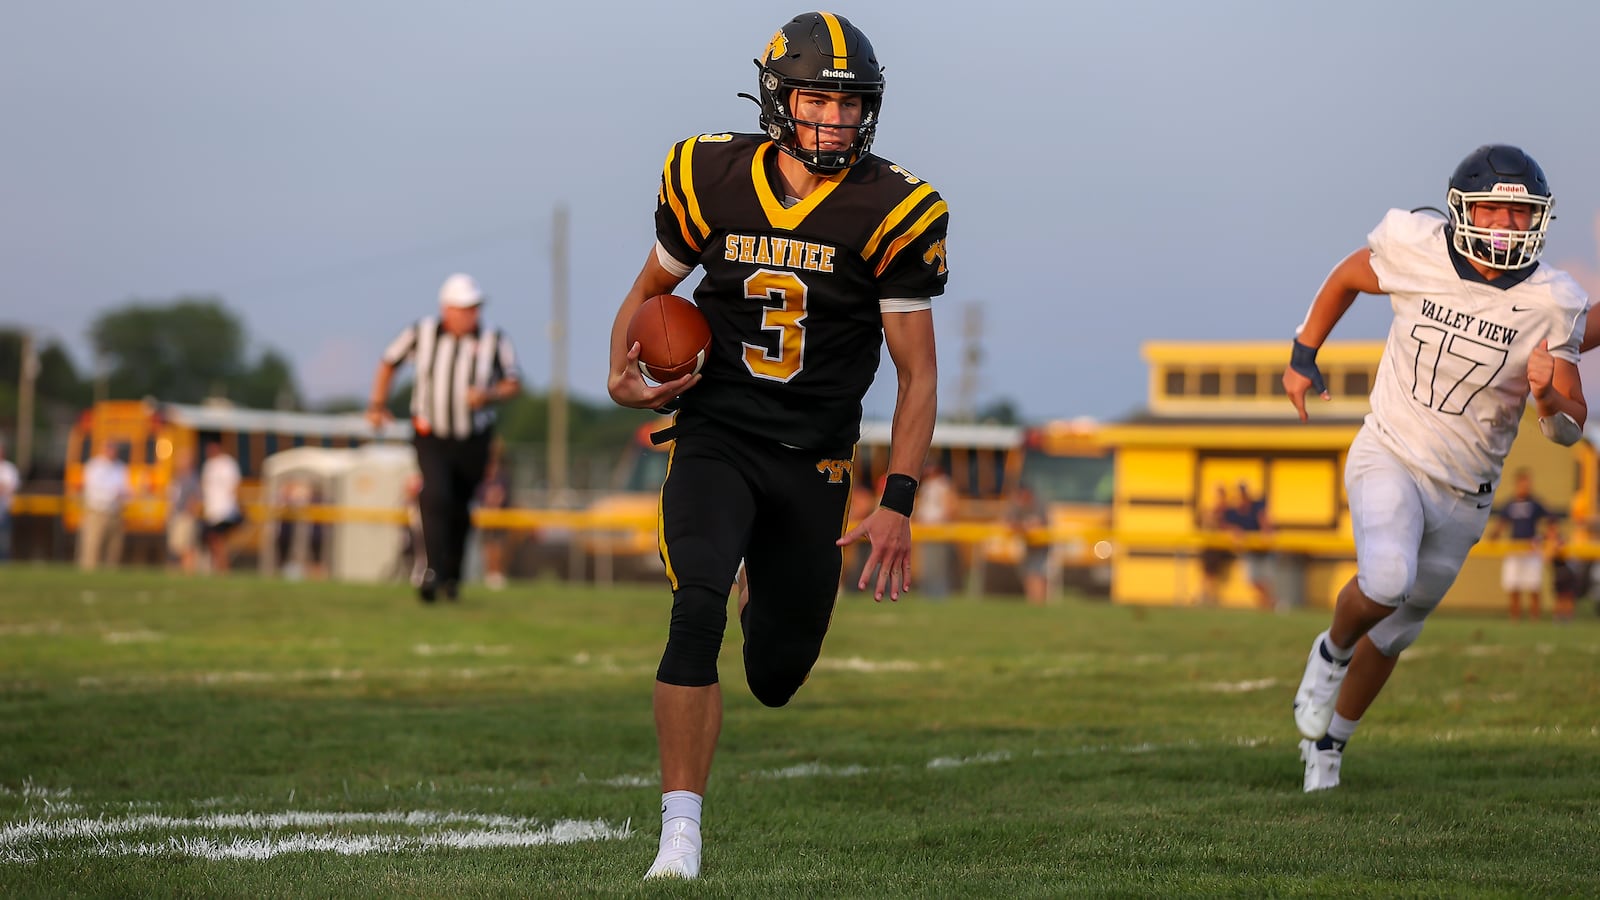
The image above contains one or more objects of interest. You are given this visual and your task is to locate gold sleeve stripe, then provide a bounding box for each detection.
[875,200,948,277]
[863,183,935,259]
[678,136,711,244]
[660,142,700,254]
[820,12,849,69]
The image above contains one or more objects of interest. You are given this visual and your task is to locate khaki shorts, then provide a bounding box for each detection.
[1501,552,1542,592]
[168,515,198,555]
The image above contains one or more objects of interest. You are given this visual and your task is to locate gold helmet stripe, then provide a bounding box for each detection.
[819,12,849,70]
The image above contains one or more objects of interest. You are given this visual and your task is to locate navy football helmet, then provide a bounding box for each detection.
[752,12,884,173]
[1446,144,1553,271]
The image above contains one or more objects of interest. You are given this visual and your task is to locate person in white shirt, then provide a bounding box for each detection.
[1284,145,1588,793]
[200,441,243,573]
[912,460,956,598]
[78,442,131,571]
[0,441,20,563]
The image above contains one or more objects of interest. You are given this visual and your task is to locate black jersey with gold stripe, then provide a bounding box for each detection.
[655,132,949,450]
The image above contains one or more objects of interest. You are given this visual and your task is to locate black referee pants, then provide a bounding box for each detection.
[413,431,493,585]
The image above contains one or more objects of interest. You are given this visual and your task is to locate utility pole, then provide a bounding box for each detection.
[547,205,570,506]
[16,331,38,476]
[954,302,983,422]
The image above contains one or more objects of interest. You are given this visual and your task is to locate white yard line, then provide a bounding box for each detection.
[0,811,628,863]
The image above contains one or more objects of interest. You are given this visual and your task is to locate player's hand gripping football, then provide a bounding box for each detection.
[838,506,913,602]
[608,341,700,411]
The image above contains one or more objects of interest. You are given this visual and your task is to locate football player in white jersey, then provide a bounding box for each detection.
[1281,144,1589,792]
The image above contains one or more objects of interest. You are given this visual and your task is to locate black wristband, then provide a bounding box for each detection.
[879,473,919,517]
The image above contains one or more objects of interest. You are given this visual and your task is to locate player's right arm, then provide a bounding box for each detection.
[1283,247,1383,422]
[367,323,417,429]
[606,248,699,410]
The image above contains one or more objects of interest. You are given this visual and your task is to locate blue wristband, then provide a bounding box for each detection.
[1290,340,1328,395]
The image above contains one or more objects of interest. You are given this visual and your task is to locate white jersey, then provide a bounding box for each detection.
[1364,209,1588,495]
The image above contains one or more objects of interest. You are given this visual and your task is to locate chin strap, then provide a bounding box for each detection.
[1539,410,1582,446]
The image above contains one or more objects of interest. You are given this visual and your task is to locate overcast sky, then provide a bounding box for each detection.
[7,0,1600,423]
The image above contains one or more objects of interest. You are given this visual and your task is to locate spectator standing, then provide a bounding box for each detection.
[475,452,512,590]
[0,441,18,563]
[1197,483,1236,606]
[1545,519,1582,623]
[1487,468,1552,621]
[78,442,131,571]
[166,448,201,574]
[913,461,956,599]
[200,442,242,574]
[367,273,523,603]
[1007,484,1050,606]
[1231,482,1277,611]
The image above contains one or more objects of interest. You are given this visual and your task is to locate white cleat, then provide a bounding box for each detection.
[1293,631,1349,740]
[644,819,701,881]
[1301,738,1342,792]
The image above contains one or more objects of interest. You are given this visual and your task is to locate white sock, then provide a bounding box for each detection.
[661,790,702,839]
[1320,630,1354,663]
[1327,713,1359,743]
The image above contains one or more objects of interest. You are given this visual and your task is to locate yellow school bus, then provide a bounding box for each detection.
[63,399,410,537]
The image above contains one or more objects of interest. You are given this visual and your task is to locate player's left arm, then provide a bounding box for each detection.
[1580,308,1599,354]
[1528,339,1586,444]
[838,307,937,601]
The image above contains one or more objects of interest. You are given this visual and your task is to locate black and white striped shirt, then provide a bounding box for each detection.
[382,316,522,439]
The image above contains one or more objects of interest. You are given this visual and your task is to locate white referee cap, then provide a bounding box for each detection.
[439,273,485,308]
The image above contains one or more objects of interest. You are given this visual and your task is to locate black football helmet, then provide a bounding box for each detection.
[752,12,884,173]
[1446,144,1553,271]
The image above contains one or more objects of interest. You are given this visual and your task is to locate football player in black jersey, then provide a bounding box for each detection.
[606,11,948,881]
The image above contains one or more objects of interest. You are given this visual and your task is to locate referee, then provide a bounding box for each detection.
[367,273,522,602]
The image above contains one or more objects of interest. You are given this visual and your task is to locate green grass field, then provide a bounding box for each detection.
[2,567,1598,898]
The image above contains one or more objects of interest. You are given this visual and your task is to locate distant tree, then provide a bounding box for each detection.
[976,398,1022,425]
[88,298,299,406]
[230,349,302,410]
[496,392,655,453]
[0,328,90,420]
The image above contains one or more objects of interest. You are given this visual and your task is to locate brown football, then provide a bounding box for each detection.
[626,294,711,383]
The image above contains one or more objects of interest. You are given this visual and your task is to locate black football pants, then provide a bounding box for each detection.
[655,418,854,706]
[413,431,492,585]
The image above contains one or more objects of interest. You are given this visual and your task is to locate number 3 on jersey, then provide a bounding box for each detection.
[742,270,807,382]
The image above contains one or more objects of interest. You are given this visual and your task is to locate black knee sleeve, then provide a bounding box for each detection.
[743,631,827,708]
[656,585,728,686]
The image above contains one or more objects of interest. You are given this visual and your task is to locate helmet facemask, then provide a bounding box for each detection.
[760,73,882,173]
[1444,144,1554,271]
[1447,185,1552,271]
[751,13,885,175]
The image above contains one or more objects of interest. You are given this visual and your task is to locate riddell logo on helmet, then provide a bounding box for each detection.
[820,69,856,78]
[1491,183,1529,195]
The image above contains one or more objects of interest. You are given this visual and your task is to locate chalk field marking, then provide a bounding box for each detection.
[411,643,511,657]
[0,621,64,637]
[1200,678,1279,694]
[927,750,1012,770]
[756,762,872,780]
[0,811,629,864]
[813,656,923,673]
[102,630,165,645]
